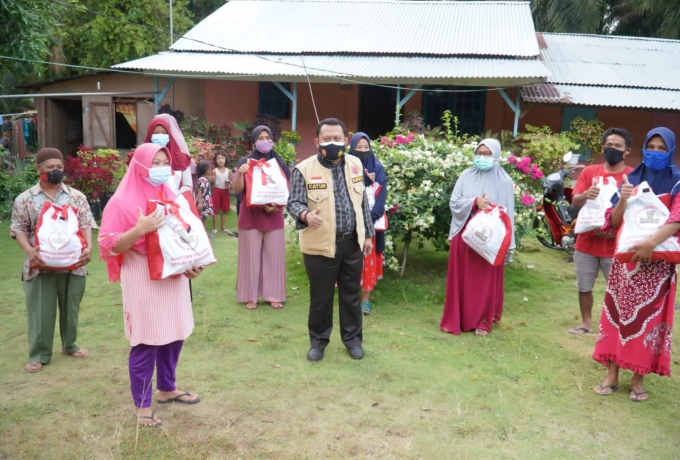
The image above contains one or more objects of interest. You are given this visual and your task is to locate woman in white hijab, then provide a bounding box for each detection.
[440,139,515,336]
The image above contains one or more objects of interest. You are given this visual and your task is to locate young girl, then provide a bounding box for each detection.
[196,160,215,236]
[212,151,236,236]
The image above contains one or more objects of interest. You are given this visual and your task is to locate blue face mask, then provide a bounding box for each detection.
[642,149,670,171]
[147,166,172,186]
[474,156,494,171]
[151,133,170,147]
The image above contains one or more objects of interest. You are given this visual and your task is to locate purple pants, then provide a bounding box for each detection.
[129,340,183,408]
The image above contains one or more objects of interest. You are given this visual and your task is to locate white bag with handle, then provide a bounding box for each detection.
[574,176,619,234]
[615,181,680,263]
[462,204,513,266]
[245,158,289,207]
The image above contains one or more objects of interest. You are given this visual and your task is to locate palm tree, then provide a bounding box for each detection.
[614,0,680,38]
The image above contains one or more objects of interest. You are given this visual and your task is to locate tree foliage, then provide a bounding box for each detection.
[0,0,63,75]
[62,0,195,70]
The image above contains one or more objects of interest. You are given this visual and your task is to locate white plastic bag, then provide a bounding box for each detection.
[34,203,86,270]
[574,176,619,234]
[365,182,388,232]
[146,194,217,279]
[462,205,512,266]
[245,158,289,207]
[615,181,680,263]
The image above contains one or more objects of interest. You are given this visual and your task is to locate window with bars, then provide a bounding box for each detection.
[258,82,291,119]
[422,85,487,136]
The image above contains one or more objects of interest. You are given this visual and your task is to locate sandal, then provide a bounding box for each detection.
[135,409,162,427]
[361,301,372,315]
[62,349,88,358]
[211,229,218,235]
[593,383,619,396]
[474,329,488,337]
[568,327,593,335]
[269,301,284,309]
[629,388,649,402]
[24,362,42,373]
[158,391,201,405]
[245,301,258,310]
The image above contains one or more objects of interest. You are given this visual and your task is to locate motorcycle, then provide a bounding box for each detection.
[533,152,582,253]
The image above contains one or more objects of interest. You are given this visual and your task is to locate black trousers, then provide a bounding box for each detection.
[303,235,363,349]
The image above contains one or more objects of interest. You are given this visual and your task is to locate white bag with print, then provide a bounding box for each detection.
[574,176,619,234]
[615,181,680,263]
[34,203,86,270]
[146,193,217,279]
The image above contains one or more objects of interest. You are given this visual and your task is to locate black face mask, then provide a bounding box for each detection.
[353,149,371,163]
[603,147,625,166]
[40,169,64,185]
[319,142,346,161]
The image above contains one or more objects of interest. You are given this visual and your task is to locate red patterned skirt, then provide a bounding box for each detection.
[593,259,676,377]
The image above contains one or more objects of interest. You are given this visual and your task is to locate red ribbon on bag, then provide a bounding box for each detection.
[49,204,69,221]
[156,191,191,232]
[249,158,271,185]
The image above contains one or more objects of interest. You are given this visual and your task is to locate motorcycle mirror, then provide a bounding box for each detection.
[563,151,573,163]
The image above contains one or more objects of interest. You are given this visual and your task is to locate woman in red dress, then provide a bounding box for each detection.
[593,127,679,402]
[441,139,515,336]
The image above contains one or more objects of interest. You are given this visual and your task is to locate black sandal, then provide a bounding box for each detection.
[135,410,162,427]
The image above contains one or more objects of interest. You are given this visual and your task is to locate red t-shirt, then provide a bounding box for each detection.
[573,163,633,257]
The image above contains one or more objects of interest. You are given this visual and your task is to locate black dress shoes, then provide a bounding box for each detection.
[348,345,364,360]
[307,348,324,361]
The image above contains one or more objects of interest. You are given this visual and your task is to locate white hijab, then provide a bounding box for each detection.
[448,138,515,252]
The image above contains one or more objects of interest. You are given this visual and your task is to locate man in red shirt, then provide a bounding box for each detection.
[569,128,634,334]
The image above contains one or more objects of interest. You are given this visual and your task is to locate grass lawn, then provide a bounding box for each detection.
[0,212,679,459]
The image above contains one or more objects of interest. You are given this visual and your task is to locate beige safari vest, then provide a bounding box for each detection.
[296,154,366,258]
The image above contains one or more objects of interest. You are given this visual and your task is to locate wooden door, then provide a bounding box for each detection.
[136,100,156,146]
[90,102,113,148]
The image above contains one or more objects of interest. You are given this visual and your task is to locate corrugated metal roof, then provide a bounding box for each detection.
[171,0,539,57]
[541,33,680,90]
[114,52,548,84]
[522,84,680,111]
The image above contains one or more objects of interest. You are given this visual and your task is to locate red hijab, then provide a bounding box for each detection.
[144,114,192,171]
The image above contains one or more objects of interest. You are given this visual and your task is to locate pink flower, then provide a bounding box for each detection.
[520,192,535,206]
[507,155,518,164]
[395,135,405,144]
[381,136,389,145]
[532,170,544,180]
[519,156,531,167]
[390,204,399,215]
[519,166,530,175]
[530,163,538,172]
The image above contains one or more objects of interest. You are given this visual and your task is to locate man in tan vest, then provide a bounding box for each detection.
[287,118,375,361]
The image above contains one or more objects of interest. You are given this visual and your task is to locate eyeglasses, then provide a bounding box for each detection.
[474,152,493,158]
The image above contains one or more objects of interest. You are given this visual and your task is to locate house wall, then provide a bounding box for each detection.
[204,80,360,160]
[34,73,204,150]
[483,88,680,168]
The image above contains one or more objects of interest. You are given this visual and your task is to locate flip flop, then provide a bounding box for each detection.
[629,388,649,402]
[568,327,593,335]
[62,349,88,358]
[245,301,258,310]
[158,391,201,405]
[593,383,619,396]
[269,301,284,309]
[24,362,42,373]
[134,410,162,427]
[361,301,372,315]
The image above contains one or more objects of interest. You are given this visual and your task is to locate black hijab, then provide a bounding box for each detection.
[249,125,291,180]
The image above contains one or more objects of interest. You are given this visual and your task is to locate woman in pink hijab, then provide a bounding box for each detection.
[99,143,204,427]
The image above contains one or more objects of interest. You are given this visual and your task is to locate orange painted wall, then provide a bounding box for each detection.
[204,80,360,161]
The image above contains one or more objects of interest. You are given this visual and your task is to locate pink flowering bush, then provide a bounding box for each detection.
[502,155,544,243]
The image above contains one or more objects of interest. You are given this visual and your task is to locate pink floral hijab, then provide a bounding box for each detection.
[99,143,177,281]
